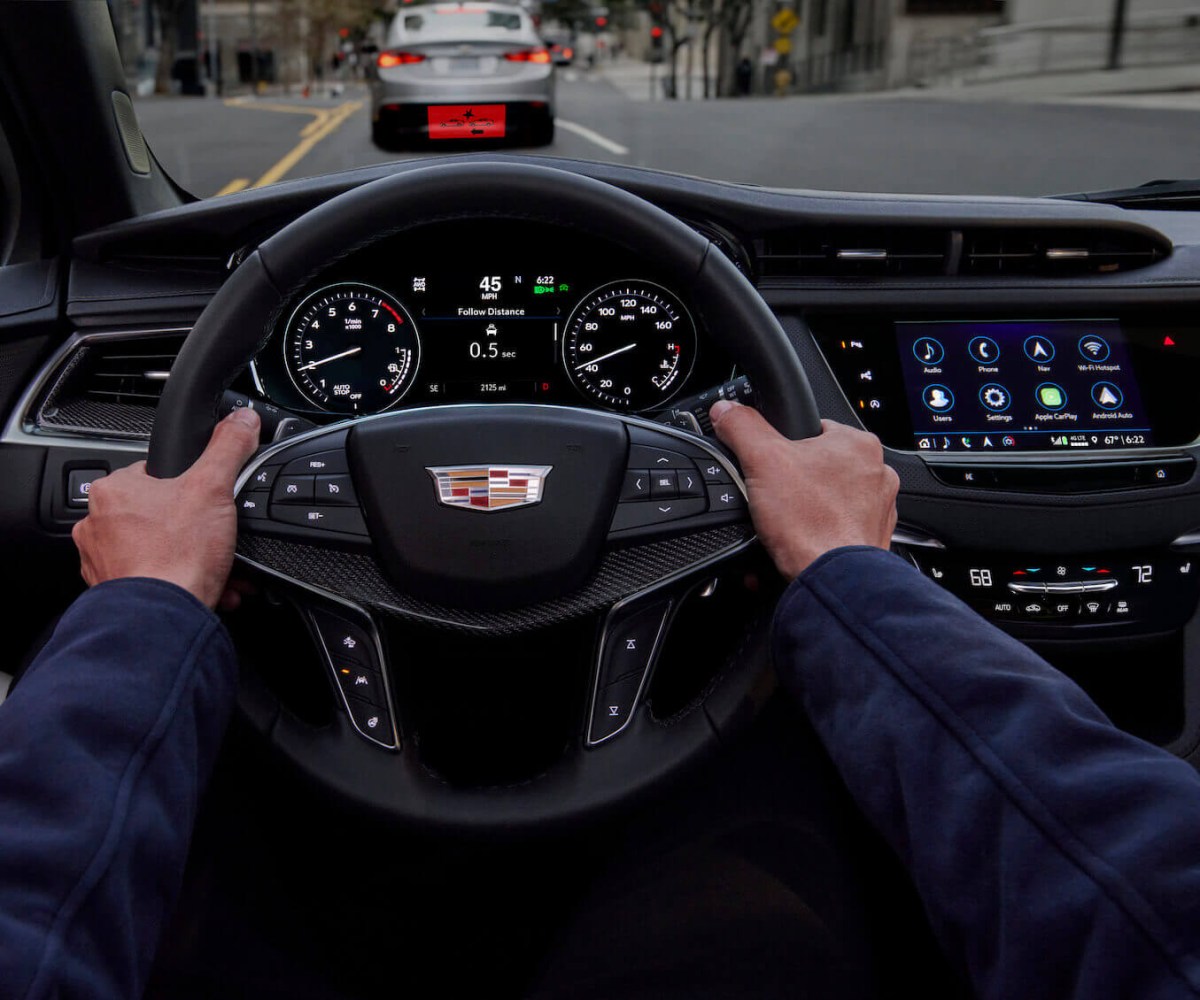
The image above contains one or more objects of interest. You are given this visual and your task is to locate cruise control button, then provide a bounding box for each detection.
[697,460,733,485]
[237,491,270,520]
[315,474,356,505]
[610,498,707,533]
[333,661,385,706]
[621,470,650,501]
[247,466,280,491]
[282,449,349,476]
[707,484,746,512]
[589,675,641,744]
[272,475,314,504]
[650,470,678,499]
[345,695,394,746]
[271,505,368,535]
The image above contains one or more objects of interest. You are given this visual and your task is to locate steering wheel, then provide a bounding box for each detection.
[148,162,821,833]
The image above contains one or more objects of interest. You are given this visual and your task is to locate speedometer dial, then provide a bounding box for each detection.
[284,283,420,414]
[563,281,696,410]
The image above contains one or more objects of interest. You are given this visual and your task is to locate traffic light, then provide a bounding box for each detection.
[595,15,608,27]
[650,25,663,51]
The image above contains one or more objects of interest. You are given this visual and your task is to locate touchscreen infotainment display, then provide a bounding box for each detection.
[896,319,1153,452]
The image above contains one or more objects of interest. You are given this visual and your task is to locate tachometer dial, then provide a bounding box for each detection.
[563,281,696,410]
[284,283,420,414]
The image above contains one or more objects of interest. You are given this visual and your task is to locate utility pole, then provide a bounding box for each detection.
[1107,0,1129,71]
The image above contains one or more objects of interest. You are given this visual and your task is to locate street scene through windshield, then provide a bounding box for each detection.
[121,0,1200,198]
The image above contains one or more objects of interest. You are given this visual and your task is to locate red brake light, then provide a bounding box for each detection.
[563,47,574,59]
[378,51,425,67]
[505,48,551,63]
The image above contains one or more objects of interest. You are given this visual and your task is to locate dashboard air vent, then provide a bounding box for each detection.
[36,332,188,440]
[757,228,950,278]
[962,228,1167,275]
[755,225,1168,280]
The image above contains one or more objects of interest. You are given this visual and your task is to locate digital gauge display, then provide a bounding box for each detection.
[284,283,420,414]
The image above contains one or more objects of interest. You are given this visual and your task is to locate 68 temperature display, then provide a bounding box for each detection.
[562,281,696,410]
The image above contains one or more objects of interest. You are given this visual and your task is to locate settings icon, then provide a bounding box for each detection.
[980,384,1009,412]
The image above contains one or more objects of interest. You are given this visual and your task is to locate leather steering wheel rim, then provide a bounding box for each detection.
[148,161,822,833]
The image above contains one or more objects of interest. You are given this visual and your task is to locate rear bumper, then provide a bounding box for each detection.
[371,70,554,108]
[373,100,552,140]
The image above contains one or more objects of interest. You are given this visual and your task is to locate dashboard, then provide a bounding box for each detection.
[248,220,730,419]
[8,153,1200,764]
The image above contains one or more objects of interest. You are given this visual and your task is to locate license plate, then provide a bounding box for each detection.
[428,104,506,139]
[448,56,480,71]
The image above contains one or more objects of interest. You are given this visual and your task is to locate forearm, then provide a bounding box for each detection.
[0,578,238,1000]
[775,547,1200,999]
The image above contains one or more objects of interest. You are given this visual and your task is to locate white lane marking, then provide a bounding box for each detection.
[556,118,630,155]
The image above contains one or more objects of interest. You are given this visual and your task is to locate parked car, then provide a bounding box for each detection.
[368,1,555,148]
[540,29,576,66]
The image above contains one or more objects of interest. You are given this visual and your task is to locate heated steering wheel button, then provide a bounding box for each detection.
[282,449,350,476]
[315,474,356,505]
[621,470,650,501]
[333,661,385,706]
[589,675,642,744]
[272,475,314,504]
[610,498,707,533]
[346,696,395,747]
[650,470,678,499]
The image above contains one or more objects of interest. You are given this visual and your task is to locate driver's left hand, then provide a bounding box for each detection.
[72,408,261,609]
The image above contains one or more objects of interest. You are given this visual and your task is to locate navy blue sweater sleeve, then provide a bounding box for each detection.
[774,546,1200,1000]
[0,578,238,1000]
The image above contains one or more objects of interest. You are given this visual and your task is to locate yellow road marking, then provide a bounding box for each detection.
[215,177,252,196]
[221,98,364,190]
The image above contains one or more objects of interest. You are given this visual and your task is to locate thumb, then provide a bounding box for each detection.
[188,408,262,489]
[709,400,784,473]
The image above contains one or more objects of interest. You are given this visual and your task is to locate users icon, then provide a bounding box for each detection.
[923,385,955,412]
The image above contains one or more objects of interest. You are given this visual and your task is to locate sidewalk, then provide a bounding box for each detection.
[588,55,1200,109]
[587,57,714,103]
[890,62,1200,108]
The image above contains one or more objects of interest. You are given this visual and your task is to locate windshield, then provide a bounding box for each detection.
[120,0,1200,199]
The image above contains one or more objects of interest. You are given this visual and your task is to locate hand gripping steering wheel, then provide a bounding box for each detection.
[148,162,821,833]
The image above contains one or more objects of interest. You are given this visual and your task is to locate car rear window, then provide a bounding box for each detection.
[400,9,525,39]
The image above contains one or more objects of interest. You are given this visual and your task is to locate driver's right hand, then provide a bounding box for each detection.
[709,401,899,580]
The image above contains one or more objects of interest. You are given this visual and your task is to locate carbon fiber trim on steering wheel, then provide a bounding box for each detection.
[237,524,753,636]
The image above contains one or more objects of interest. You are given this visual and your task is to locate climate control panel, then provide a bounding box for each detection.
[900,546,1200,636]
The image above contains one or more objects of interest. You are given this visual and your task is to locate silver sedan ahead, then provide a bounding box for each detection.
[368,2,556,148]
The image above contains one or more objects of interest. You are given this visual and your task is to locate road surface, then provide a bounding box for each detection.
[133,66,1200,200]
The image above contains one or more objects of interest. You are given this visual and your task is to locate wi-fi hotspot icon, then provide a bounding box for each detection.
[1084,341,1103,357]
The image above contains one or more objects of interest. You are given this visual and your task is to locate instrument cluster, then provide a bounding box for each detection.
[251,220,730,418]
